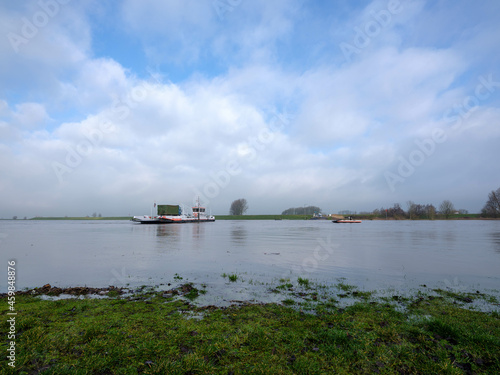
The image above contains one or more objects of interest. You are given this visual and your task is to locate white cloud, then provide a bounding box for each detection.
[0,0,499,218]
[293,45,466,148]
[12,102,50,130]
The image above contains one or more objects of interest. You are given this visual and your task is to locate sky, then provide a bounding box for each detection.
[1,0,499,218]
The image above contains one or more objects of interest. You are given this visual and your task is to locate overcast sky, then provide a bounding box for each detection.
[1,0,499,218]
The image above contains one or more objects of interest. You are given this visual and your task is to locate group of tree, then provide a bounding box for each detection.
[372,191,500,219]
[482,187,500,218]
[229,199,248,215]
[373,200,465,220]
[228,187,500,218]
[281,206,321,215]
[373,203,407,219]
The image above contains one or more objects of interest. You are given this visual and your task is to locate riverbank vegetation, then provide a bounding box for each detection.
[1,281,499,374]
[281,206,322,215]
[30,216,132,220]
[8,186,499,221]
[216,214,312,220]
[22,213,496,221]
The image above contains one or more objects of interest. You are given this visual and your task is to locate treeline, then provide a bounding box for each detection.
[370,187,500,219]
[372,200,470,219]
[282,206,321,215]
[372,202,441,220]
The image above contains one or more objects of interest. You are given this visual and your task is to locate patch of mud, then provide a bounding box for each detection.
[12,283,126,297]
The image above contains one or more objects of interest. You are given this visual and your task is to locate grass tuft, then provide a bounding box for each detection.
[297,277,310,287]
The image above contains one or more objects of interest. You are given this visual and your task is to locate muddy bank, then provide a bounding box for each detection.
[4,283,126,297]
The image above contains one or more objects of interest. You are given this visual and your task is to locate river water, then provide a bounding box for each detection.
[1,219,499,300]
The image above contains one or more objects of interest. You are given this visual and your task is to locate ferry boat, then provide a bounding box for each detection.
[131,200,215,224]
[332,216,362,223]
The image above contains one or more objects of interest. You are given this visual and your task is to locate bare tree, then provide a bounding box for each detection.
[439,200,455,219]
[425,204,436,220]
[380,203,406,219]
[230,199,248,215]
[482,187,500,218]
[406,200,416,219]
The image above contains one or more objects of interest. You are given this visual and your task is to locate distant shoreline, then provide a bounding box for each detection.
[28,216,133,220]
[2,214,495,221]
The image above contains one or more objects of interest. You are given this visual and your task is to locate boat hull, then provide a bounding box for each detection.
[332,220,362,223]
[131,215,215,224]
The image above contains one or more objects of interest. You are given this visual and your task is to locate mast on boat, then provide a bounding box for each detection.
[197,197,200,222]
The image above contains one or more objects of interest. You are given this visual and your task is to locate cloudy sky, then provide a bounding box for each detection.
[1,0,499,218]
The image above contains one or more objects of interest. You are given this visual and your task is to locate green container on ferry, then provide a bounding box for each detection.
[157,205,181,216]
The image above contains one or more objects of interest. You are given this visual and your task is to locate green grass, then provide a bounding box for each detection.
[297,277,310,287]
[30,216,132,220]
[336,282,357,292]
[276,283,294,290]
[2,288,499,374]
[221,273,239,282]
[215,215,313,220]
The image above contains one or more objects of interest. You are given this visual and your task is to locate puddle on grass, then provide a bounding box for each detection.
[147,274,499,314]
[39,293,114,301]
[27,272,500,313]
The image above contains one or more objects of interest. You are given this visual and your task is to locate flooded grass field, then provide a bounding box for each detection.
[2,282,499,374]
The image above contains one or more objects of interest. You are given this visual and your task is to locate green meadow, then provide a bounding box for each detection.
[213,215,312,220]
[30,217,132,221]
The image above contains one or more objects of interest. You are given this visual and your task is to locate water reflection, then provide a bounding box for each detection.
[231,224,247,245]
[490,231,500,253]
[191,223,206,239]
[155,224,180,237]
[2,220,500,293]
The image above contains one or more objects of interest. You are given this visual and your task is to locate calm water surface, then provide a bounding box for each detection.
[1,220,499,299]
